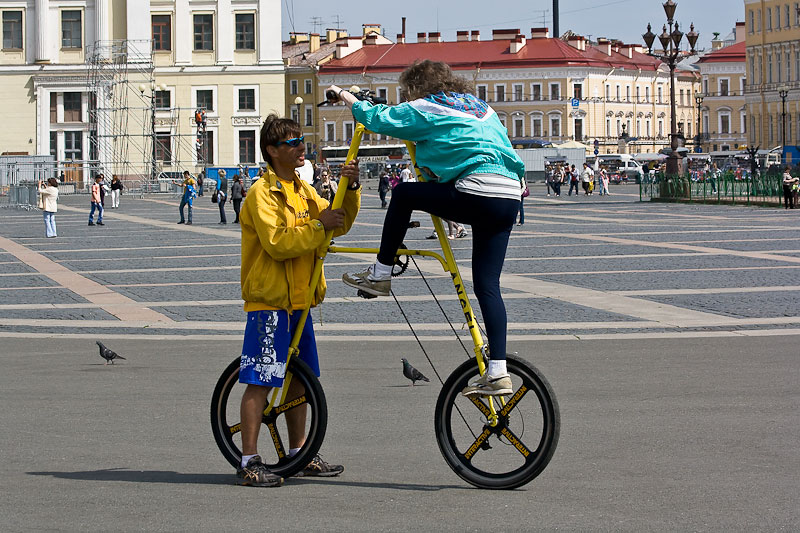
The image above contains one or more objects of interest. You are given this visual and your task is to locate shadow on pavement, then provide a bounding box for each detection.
[27,469,471,491]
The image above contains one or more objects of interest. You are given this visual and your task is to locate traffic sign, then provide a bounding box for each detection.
[594,149,599,156]
[593,139,599,147]
[571,98,580,108]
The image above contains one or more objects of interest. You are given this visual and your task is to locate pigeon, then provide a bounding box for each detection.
[97,341,126,365]
[401,358,429,386]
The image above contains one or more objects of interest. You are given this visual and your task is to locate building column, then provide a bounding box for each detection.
[257,0,281,65]
[126,0,152,60]
[217,0,233,65]
[175,0,191,65]
[35,0,50,63]
[95,0,108,46]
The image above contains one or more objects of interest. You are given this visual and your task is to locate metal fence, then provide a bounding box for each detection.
[640,172,786,206]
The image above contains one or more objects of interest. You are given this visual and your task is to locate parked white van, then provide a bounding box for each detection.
[593,154,645,183]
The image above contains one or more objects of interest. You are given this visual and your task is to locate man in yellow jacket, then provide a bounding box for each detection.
[236,114,361,487]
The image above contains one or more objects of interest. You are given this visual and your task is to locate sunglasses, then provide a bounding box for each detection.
[275,135,304,148]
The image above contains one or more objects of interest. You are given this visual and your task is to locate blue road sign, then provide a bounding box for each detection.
[571,98,580,107]
[594,149,599,155]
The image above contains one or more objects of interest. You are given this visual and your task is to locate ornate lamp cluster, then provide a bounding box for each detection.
[642,1,699,173]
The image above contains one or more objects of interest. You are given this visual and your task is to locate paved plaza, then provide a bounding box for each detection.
[1,184,799,530]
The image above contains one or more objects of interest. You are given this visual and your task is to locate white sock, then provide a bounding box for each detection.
[369,261,393,281]
[288,447,301,457]
[241,454,258,468]
[488,360,507,377]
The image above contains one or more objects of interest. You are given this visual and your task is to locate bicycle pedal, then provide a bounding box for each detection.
[356,289,378,299]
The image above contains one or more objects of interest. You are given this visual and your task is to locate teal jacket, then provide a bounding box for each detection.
[351,92,524,183]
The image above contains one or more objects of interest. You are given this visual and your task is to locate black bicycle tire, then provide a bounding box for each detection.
[434,354,560,489]
[210,356,328,478]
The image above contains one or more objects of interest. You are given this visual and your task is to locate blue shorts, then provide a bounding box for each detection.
[239,310,320,387]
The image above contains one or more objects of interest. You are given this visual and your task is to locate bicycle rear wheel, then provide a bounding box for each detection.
[210,356,328,478]
[434,354,559,489]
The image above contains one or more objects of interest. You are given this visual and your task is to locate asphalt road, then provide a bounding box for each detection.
[1,185,799,530]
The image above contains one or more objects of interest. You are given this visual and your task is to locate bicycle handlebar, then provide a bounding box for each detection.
[317,88,387,107]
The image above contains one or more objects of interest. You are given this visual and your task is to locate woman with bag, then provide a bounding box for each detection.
[231,174,246,223]
[38,178,59,238]
[215,169,228,224]
[517,176,528,226]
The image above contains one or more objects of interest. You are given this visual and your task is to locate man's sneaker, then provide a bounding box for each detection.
[236,455,283,487]
[295,454,344,477]
[88,222,95,226]
[97,222,105,226]
[461,373,513,397]
[426,231,438,240]
[456,228,468,238]
[342,265,391,297]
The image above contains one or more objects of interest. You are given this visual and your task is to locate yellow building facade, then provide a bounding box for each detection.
[744,0,800,154]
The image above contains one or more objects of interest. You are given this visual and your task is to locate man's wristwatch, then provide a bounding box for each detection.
[348,181,361,191]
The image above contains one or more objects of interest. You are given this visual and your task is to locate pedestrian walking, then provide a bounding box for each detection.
[216,169,228,224]
[197,171,205,196]
[517,176,528,225]
[545,165,555,196]
[110,176,123,208]
[231,174,246,223]
[38,177,59,238]
[581,162,593,195]
[378,170,390,208]
[176,170,196,224]
[568,164,579,196]
[783,167,797,209]
[314,168,338,202]
[709,163,720,194]
[399,163,415,183]
[88,174,105,226]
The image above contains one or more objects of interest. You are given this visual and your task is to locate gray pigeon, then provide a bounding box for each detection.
[97,341,125,365]
[401,358,429,386]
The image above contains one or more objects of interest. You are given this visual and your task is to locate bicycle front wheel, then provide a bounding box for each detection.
[434,354,560,489]
[210,356,328,478]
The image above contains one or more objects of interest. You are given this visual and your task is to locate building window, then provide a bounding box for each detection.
[193,14,213,51]
[787,4,792,28]
[50,93,57,123]
[646,86,650,102]
[63,92,82,122]
[198,130,214,164]
[769,114,774,142]
[513,84,523,101]
[777,52,783,82]
[155,133,171,163]
[636,119,642,136]
[476,85,487,101]
[719,79,729,96]
[290,107,299,123]
[757,8,761,31]
[657,86,663,104]
[532,116,542,137]
[550,83,560,100]
[64,131,82,160]
[513,117,524,137]
[154,90,170,110]
[767,8,772,30]
[2,11,23,49]
[768,52,773,83]
[776,6,781,29]
[531,84,542,101]
[305,79,312,94]
[344,121,354,141]
[646,119,651,137]
[152,15,171,51]
[238,88,255,111]
[305,106,313,127]
[61,10,81,49]
[742,111,747,133]
[325,123,335,142]
[550,116,561,137]
[377,87,387,102]
[495,85,505,102]
[290,80,298,95]
[786,50,792,82]
[196,89,213,111]
[49,132,57,159]
[574,118,583,141]
[658,120,664,137]
[573,83,583,100]
[795,3,800,26]
[626,86,631,102]
[720,112,731,134]
[239,130,256,164]
[235,13,255,50]
[606,118,612,137]
[749,9,754,33]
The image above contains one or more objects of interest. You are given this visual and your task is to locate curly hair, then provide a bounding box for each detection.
[399,60,474,101]
[259,114,302,164]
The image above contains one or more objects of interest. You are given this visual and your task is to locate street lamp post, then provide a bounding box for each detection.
[694,92,704,153]
[139,81,167,189]
[294,96,304,124]
[778,85,789,163]
[643,0,699,176]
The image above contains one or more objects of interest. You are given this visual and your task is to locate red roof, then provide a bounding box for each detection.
[697,41,745,64]
[319,37,684,76]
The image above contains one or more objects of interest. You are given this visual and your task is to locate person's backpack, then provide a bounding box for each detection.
[211,190,218,203]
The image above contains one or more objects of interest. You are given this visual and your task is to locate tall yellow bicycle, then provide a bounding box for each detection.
[211,89,559,489]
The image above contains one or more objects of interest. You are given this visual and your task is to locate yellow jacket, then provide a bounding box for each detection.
[240,165,360,311]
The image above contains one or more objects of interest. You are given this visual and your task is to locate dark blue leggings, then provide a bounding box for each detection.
[377,182,519,361]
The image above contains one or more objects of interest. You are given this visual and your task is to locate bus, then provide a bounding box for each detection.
[320,144,409,180]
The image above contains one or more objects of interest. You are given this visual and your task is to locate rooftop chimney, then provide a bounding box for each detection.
[510,34,526,53]
[530,27,550,39]
[428,32,442,43]
[362,23,381,37]
[417,32,427,43]
[471,30,480,41]
[396,33,405,44]
[365,33,380,45]
[309,33,320,53]
[457,31,469,42]
[567,35,585,50]
[325,28,337,43]
[290,32,309,44]
[335,37,363,59]
[337,29,348,39]
[735,21,745,43]
[493,28,520,40]
[619,44,634,58]
[596,38,612,56]
[402,17,406,39]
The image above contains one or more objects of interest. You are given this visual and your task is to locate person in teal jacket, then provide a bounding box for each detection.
[333,60,525,396]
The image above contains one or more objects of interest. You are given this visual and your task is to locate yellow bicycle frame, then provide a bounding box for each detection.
[269,122,497,420]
